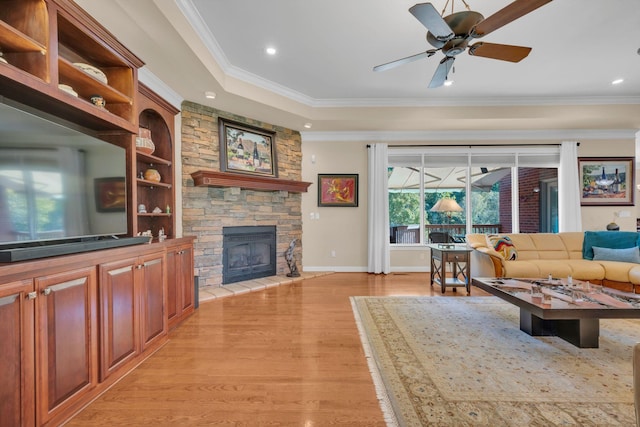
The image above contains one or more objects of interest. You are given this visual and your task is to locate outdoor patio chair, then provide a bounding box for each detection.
[429,232,450,244]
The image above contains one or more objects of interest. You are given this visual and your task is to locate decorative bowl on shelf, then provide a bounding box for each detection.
[58,84,78,97]
[72,62,108,84]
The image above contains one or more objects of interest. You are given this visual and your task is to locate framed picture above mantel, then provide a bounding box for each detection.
[579,157,634,206]
[219,118,278,178]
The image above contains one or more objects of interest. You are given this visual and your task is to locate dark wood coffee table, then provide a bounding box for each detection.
[472,277,640,348]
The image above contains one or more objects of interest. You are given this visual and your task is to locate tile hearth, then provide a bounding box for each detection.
[198,271,333,304]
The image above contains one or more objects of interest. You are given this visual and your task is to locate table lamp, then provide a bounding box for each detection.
[430,197,463,225]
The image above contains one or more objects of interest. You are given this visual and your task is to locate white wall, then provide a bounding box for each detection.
[301,137,638,272]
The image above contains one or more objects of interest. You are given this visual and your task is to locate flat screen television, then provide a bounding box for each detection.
[0,98,145,262]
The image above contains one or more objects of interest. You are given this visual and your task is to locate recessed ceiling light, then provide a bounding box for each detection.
[266,47,277,55]
[444,80,454,87]
[205,91,216,99]
[612,78,624,85]
[303,123,312,129]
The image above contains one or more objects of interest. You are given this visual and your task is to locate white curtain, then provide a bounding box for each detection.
[558,141,582,232]
[367,143,390,274]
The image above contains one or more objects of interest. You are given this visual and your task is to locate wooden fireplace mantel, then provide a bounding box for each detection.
[191,170,312,193]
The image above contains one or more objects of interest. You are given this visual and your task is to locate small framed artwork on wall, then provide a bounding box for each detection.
[578,157,634,206]
[318,174,359,207]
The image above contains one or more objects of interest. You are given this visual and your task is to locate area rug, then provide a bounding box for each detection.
[351,296,640,426]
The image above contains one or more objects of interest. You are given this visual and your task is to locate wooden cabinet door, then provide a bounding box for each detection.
[139,252,166,351]
[0,279,35,427]
[98,258,139,381]
[36,266,97,426]
[166,243,194,329]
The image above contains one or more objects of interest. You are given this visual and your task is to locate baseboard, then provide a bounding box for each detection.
[303,266,368,272]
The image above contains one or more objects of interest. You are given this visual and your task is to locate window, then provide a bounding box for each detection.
[388,146,560,245]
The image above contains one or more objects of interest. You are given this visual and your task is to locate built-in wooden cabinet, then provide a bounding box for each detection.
[0,1,196,425]
[0,0,143,133]
[134,83,179,239]
[35,266,98,426]
[166,241,194,329]
[98,249,167,381]
[0,240,193,426]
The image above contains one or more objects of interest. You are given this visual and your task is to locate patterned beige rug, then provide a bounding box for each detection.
[351,296,639,426]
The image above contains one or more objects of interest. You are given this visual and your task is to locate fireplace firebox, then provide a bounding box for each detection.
[222,226,276,284]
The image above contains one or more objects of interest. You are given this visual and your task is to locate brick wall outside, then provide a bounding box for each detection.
[499,168,558,233]
[180,101,303,287]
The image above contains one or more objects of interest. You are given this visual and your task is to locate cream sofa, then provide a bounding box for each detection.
[466,232,640,293]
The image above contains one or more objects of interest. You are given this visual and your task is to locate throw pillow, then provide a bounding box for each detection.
[486,235,518,261]
[592,246,640,264]
[582,230,640,260]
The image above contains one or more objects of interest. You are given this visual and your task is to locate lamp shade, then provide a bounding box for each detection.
[430,197,463,213]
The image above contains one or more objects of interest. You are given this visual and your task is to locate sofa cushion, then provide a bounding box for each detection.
[486,234,518,260]
[593,246,640,264]
[594,260,640,283]
[529,233,571,260]
[582,231,640,260]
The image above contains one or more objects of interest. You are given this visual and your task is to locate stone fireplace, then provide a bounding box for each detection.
[222,226,276,284]
[181,101,305,288]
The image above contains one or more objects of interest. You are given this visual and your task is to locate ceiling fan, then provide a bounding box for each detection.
[373,0,553,88]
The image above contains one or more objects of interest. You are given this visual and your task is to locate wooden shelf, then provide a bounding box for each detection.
[191,170,311,193]
[58,58,132,104]
[137,178,171,189]
[0,20,46,53]
[137,212,171,217]
[136,150,172,166]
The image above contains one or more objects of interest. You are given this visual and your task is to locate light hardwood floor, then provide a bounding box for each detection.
[67,272,489,426]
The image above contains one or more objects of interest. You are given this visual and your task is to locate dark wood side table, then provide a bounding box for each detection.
[428,244,472,295]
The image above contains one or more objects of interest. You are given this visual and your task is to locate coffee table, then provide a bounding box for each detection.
[472,277,640,348]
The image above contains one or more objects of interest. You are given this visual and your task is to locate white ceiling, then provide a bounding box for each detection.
[76,0,640,135]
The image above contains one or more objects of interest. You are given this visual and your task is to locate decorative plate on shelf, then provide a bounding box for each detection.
[58,84,78,97]
[72,62,108,84]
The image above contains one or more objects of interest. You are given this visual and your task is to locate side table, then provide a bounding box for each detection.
[428,244,472,295]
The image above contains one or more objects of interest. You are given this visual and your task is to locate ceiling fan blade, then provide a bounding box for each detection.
[428,56,455,88]
[472,0,552,37]
[373,51,432,72]
[468,42,532,62]
[409,3,454,41]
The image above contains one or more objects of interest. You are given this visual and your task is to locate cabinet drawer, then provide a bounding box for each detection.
[443,252,469,263]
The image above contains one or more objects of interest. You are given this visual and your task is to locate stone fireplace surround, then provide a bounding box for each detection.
[181,101,305,288]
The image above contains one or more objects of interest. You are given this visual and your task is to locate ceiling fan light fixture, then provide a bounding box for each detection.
[265,46,277,55]
[444,80,454,86]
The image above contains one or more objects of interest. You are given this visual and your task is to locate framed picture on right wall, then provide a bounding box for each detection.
[578,157,634,206]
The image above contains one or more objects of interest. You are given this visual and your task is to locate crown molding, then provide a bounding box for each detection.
[138,67,184,110]
[175,0,640,110]
[301,129,639,142]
